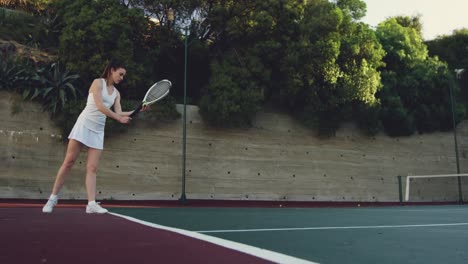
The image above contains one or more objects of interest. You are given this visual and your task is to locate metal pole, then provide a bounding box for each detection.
[179,28,188,204]
[405,176,411,202]
[397,176,403,204]
[449,82,463,204]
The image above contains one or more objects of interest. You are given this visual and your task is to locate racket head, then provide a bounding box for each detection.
[142,79,172,106]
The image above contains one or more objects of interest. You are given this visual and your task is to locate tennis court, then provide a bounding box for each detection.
[110,205,468,264]
[2,1,468,264]
[2,202,468,264]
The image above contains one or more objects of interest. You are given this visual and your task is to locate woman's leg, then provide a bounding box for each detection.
[85,148,108,213]
[51,139,83,195]
[85,147,103,202]
[43,139,82,213]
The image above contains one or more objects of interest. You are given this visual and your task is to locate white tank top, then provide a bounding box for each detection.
[77,78,117,132]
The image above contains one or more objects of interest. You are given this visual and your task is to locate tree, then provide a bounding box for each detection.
[198,0,277,126]
[199,51,265,127]
[334,0,366,20]
[376,17,428,72]
[426,28,468,71]
[289,0,384,135]
[376,16,465,135]
[426,29,468,102]
[51,0,152,97]
[199,0,384,134]
[103,0,211,104]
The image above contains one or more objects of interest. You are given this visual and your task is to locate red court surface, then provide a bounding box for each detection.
[0,207,273,264]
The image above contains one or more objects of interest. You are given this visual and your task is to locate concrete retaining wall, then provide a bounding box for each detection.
[1,91,468,202]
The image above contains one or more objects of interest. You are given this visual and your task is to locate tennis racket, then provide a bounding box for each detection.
[129,79,172,117]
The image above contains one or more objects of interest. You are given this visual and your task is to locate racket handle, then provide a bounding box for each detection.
[129,104,143,118]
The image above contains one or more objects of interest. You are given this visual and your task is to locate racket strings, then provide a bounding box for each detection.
[145,84,170,102]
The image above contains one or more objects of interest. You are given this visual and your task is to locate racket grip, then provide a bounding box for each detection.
[129,104,143,118]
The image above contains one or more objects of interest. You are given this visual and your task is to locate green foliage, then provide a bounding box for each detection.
[335,21,385,104]
[199,53,264,127]
[200,0,383,135]
[4,0,467,138]
[394,15,423,36]
[426,29,468,102]
[376,17,428,71]
[379,92,415,136]
[1,54,80,116]
[285,0,384,136]
[0,6,61,50]
[2,0,180,141]
[35,62,80,115]
[335,0,367,20]
[0,0,53,14]
[0,54,30,90]
[376,17,465,136]
[0,7,38,42]
[51,0,152,95]
[33,9,61,49]
[355,102,381,136]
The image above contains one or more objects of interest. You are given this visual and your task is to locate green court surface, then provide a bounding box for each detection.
[111,205,468,264]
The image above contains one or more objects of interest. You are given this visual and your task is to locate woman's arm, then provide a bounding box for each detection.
[114,89,150,116]
[90,79,131,124]
[113,90,135,116]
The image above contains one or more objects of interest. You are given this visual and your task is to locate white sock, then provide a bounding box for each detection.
[88,200,96,205]
[49,194,58,200]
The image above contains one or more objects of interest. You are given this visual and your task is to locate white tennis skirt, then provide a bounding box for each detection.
[68,121,104,150]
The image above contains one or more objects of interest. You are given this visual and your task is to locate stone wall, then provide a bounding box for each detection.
[1,91,468,202]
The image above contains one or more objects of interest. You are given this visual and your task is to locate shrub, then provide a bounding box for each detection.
[35,62,80,115]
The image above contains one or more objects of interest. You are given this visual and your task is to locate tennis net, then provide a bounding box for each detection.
[405,174,468,202]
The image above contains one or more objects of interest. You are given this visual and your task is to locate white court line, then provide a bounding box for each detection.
[108,212,318,264]
[196,222,468,233]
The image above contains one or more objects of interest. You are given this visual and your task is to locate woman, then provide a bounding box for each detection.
[42,59,146,214]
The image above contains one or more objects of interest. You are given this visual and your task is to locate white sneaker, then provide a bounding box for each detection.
[42,198,58,213]
[86,202,108,214]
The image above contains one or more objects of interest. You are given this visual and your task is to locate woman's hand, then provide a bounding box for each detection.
[118,115,132,124]
[141,105,150,112]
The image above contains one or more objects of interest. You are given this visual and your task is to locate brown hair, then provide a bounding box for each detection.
[100,59,126,79]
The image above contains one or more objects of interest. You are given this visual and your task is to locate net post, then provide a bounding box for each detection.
[397,175,403,204]
[405,176,411,202]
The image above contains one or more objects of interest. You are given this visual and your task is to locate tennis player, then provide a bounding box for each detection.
[42,59,147,214]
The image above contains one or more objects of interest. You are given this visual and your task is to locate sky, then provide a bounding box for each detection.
[360,0,468,40]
